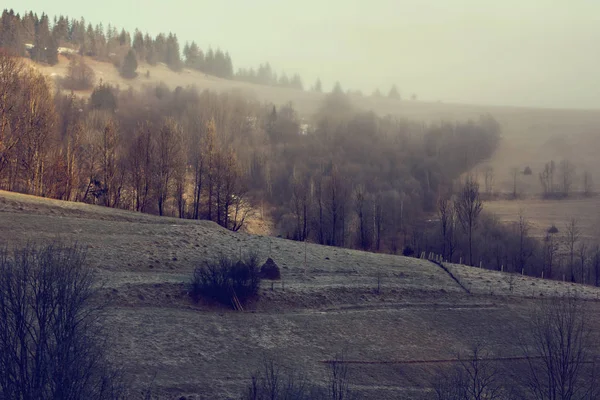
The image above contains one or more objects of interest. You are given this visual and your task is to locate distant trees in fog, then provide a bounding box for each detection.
[0,50,501,247]
[235,62,304,90]
[538,159,591,198]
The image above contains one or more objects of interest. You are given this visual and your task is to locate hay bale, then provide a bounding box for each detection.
[260,258,281,280]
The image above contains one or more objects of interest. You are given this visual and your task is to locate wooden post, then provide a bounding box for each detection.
[479,261,483,269]
[501,265,504,272]
[459,257,463,265]
[521,268,524,275]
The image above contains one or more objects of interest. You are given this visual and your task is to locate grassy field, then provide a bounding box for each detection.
[484,196,600,239]
[2,190,600,399]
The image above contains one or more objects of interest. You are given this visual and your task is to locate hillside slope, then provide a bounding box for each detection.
[2,190,600,399]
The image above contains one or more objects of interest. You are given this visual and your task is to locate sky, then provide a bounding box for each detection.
[10,0,600,109]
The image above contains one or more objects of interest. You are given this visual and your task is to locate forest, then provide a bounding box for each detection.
[0,47,501,251]
[0,8,320,90]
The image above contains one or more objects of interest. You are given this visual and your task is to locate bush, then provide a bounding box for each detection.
[63,56,95,90]
[402,245,415,257]
[90,83,117,111]
[190,254,260,307]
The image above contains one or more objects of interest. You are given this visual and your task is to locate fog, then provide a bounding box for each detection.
[14,0,600,109]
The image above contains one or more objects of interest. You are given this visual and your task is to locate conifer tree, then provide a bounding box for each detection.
[120,49,138,79]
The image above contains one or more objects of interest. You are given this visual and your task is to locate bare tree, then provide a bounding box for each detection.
[0,243,125,399]
[544,226,560,280]
[354,184,370,250]
[559,160,575,198]
[578,242,588,284]
[243,357,312,400]
[455,177,483,266]
[438,193,456,261]
[513,211,533,273]
[291,170,312,241]
[539,161,556,197]
[432,345,505,400]
[484,166,494,197]
[327,354,351,400]
[521,295,596,400]
[128,122,154,212]
[565,219,581,282]
[510,167,520,199]
[154,117,183,216]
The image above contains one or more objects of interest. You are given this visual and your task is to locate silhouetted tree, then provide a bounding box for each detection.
[455,177,483,265]
[120,49,138,79]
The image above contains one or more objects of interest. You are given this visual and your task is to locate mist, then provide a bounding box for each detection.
[12,0,600,109]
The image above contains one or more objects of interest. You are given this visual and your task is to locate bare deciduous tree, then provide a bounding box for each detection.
[510,167,520,199]
[455,177,483,266]
[513,211,533,273]
[0,243,125,399]
[327,354,351,400]
[521,295,597,400]
[565,219,581,282]
[559,160,575,198]
[483,166,494,197]
[433,345,505,400]
[539,161,556,197]
[438,193,456,261]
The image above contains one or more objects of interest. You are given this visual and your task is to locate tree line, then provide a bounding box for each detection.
[0,8,305,83]
[0,50,501,250]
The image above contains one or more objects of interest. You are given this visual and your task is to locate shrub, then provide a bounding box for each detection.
[90,83,117,111]
[63,56,95,90]
[190,254,260,307]
[402,245,415,257]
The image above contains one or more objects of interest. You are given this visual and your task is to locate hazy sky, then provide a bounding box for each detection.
[11,0,600,108]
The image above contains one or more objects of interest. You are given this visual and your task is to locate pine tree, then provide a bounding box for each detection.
[290,73,303,90]
[313,78,323,92]
[165,33,181,70]
[132,29,144,60]
[120,49,138,79]
[144,33,156,65]
[388,84,400,100]
[223,51,233,78]
[154,33,166,63]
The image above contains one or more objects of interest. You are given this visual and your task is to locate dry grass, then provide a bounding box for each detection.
[484,196,600,239]
[3,190,600,399]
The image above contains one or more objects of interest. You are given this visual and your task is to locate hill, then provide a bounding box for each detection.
[2,190,600,399]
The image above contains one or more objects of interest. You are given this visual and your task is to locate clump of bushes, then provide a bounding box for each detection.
[190,254,260,307]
